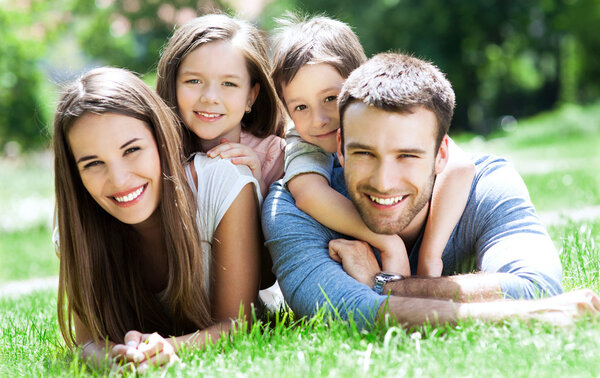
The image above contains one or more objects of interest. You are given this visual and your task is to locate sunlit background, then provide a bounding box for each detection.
[1,0,599,153]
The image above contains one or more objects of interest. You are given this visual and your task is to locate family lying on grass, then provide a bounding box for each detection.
[52,13,600,371]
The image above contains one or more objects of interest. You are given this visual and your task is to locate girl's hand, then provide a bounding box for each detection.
[207,138,263,183]
[110,331,179,373]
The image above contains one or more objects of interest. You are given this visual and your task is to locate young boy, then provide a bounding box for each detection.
[271,14,474,276]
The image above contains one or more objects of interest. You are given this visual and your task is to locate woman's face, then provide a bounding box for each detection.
[68,113,162,225]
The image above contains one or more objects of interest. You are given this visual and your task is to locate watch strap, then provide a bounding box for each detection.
[373,272,405,295]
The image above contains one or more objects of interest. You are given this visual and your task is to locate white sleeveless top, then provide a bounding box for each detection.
[184,153,261,292]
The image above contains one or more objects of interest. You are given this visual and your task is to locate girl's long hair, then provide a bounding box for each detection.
[54,67,211,347]
[157,13,285,156]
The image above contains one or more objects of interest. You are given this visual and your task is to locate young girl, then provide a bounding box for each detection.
[271,14,475,277]
[54,67,261,370]
[157,14,286,198]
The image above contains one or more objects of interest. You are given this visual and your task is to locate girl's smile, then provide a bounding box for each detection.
[176,40,259,151]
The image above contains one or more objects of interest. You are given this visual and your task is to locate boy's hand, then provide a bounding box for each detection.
[207,138,263,183]
[373,234,411,276]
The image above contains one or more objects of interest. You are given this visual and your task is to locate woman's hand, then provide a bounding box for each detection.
[110,331,179,373]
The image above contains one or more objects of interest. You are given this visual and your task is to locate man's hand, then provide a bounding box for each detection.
[524,289,600,325]
[329,239,381,287]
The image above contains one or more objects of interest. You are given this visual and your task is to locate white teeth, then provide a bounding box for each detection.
[114,186,144,203]
[198,112,221,118]
[369,195,404,206]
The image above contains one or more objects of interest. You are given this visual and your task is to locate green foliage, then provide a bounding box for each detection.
[0,9,48,148]
[69,0,228,74]
[262,0,600,135]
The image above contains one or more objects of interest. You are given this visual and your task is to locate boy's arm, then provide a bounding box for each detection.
[288,173,410,276]
[417,138,475,276]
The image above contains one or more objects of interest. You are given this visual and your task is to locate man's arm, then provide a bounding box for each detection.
[262,180,388,327]
[329,239,505,302]
[328,239,600,327]
[380,289,600,328]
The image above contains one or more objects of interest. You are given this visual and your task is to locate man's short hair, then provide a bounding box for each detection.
[338,52,456,149]
[271,13,367,106]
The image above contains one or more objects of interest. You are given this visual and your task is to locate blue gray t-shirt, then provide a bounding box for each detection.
[262,154,563,327]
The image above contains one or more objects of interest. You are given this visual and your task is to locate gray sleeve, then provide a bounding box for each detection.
[459,155,563,298]
[282,127,334,188]
[262,178,387,328]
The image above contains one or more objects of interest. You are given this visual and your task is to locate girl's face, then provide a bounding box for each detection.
[68,113,162,225]
[176,40,260,151]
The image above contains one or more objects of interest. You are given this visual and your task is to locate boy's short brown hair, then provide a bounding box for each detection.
[271,13,367,105]
[338,52,456,150]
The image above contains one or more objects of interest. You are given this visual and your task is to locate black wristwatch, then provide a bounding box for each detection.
[373,272,405,295]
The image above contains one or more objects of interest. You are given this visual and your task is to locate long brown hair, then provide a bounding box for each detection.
[54,67,211,347]
[157,13,285,156]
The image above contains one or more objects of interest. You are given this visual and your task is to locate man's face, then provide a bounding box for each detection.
[338,102,447,236]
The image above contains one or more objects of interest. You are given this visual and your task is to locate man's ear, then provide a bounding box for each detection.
[336,129,344,168]
[434,135,449,175]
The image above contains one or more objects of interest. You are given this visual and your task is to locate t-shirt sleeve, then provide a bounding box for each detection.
[192,154,262,240]
[262,178,387,328]
[461,156,563,298]
[282,127,334,188]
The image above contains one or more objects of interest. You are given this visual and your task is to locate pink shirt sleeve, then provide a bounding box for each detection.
[240,132,285,197]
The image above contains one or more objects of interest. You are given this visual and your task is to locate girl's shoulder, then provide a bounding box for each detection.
[240,131,285,154]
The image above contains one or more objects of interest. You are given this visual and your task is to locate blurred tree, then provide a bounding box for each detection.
[70,0,226,74]
[0,1,68,149]
[261,0,600,134]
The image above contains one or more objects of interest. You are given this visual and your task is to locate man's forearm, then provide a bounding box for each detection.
[383,272,509,302]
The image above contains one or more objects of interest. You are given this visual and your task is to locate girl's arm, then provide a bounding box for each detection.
[417,138,475,277]
[169,183,261,351]
[288,173,410,276]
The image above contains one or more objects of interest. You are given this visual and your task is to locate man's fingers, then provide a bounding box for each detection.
[575,289,600,314]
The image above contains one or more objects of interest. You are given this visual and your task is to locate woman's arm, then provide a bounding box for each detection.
[73,314,121,368]
[289,173,410,276]
[417,137,475,276]
[108,183,262,370]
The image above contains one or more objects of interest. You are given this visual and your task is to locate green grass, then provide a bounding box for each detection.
[457,102,600,212]
[1,102,600,376]
[0,225,57,283]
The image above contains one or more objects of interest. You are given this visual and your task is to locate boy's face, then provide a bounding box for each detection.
[281,63,344,153]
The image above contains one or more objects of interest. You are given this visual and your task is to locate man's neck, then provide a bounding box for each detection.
[398,203,429,252]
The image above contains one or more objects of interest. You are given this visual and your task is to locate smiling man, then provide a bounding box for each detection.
[262,52,600,327]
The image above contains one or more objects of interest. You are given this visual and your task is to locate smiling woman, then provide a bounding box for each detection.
[53,67,262,371]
